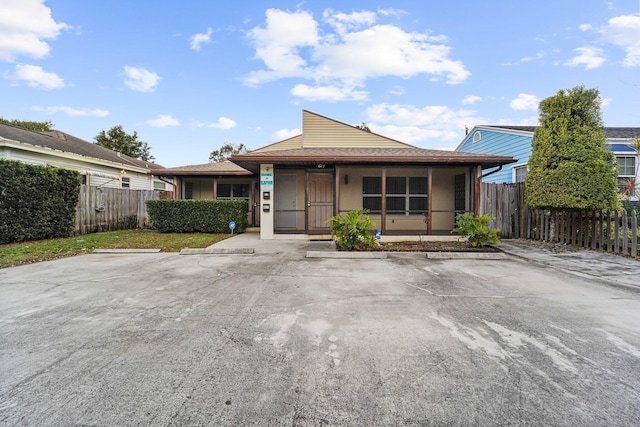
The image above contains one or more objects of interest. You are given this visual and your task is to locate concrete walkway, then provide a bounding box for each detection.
[204,233,639,290]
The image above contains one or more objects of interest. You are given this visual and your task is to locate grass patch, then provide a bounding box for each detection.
[0,230,232,269]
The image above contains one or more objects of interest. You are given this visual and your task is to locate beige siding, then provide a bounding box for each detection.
[302,110,409,148]
[252,135,303,152]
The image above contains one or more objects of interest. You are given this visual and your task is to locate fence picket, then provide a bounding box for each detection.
[73,185,171,235]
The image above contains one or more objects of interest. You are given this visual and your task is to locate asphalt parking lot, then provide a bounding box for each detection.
[1,236,639,426]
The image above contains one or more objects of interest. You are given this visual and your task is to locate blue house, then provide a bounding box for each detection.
[456,126,640,201]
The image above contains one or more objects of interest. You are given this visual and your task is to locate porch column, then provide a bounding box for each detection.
[260,164,274,239]
[474,166,482,215]
[334,165,340,216]
[427,167,433,235]
[381,167,387,235]
[213,177,217,199]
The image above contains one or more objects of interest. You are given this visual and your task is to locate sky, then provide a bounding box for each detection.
[1,0,639,168]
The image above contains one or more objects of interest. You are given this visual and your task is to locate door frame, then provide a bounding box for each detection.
[305,170,335,234]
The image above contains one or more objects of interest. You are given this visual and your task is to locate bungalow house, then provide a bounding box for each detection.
[455,126,640,202]
[156,111,515,240]
[0,123,170,191]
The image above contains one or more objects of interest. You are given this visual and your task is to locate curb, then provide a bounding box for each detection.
[180,248,255,255]
[93,249,161,254]
[306,251,388,259]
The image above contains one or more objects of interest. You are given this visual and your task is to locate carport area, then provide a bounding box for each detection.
[1,240,640,426]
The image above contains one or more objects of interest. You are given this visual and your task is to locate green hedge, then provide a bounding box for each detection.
[146,199,248,233]
[0,159,81,243]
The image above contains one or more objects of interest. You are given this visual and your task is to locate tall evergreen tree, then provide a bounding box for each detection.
[525,86,619,211]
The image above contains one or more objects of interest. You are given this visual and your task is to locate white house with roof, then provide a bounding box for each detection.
[0,123,170,191]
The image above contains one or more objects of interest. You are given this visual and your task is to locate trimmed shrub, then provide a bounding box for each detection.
[327,209,377,250]
[146,199,248,233]
[0,159,81,243]
[452,213,501,247]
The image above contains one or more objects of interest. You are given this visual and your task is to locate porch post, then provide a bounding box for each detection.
[427,167,432,235]
[381,167,387,235]
[334,165,340,216]
[213,177,217,199]
[474,166,481,215]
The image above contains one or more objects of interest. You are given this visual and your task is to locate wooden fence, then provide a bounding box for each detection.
[527,209,638,257]
[75,185,172,235]
[480,182,639,257]
[480,182,525,238]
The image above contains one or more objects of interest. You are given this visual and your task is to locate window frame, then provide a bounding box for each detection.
[362,176,428,216]
[121,176,130,189]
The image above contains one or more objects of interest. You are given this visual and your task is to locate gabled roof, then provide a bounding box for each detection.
[151,160,251,176]
[0,123,163,170]
[480,125,640,139]
[231,147,515,173]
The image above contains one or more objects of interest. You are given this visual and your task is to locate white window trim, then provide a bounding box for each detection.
[511,162,528,183]
[472,131,481,143]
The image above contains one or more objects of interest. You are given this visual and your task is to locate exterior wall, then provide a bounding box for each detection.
[457,128,532,184]
[302,111,408,148]
[337,165,469,233]
[182,178,214,199]
[0,146,152,189]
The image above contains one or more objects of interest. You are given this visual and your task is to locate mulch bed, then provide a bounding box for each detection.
[357,241,500,252]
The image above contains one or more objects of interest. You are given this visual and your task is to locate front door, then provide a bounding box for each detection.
[275,174,297,229]
[307,173,334,233]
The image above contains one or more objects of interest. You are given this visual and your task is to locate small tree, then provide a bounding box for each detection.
[0,118,54,132]
[94,125,155,161]
[525,86,619,211]
[209,142,247,163]
[355,123,371,132]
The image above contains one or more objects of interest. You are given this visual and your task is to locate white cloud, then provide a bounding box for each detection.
[579,24,593,31]
[598,14,640,66]
[272,128,301,141]
[364,103,485,146]
[194,117,237,129]
[601,97,613,107]
[147,114,180,127]
[190,28,213,51]
[290,83,367,102]
[6,64,64,89]
[510,93,540,111]
[389,86,405,95]
[461,95,482,105]
[564,47,606,70]
[123,66,161,92]
[244,8,470,96]
[0,0,69,61]
[35,105,109,117]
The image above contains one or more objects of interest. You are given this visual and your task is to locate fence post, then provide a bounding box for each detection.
[631,210,638,258]
[614,210,620,254]
[622,210,629,256]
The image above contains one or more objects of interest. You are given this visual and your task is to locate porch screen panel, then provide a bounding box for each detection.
[362,177,381,213]
[386,177,406,215]
[409,177,428,215]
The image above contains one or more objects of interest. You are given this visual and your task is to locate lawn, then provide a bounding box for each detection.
[0,230,231,269]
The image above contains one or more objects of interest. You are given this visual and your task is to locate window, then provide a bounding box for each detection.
[154,181,165,190]
[514,164,528,183]
[473,131,481,143]
[217,183,250,200]
[121,177,130,188]
[362,176,428,215]
[617,156,636,176]
[184,182,193,199]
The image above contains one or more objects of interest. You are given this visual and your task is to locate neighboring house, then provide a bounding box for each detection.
[455,126,640,202]
[157,110,515,239]
[0,123,170,191]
